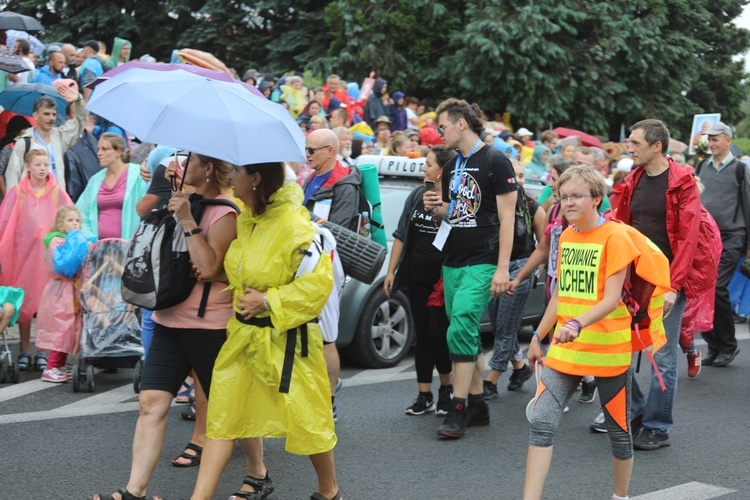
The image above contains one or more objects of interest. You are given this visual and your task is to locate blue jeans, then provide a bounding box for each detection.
[631,290,686,435]
[487,258,531,372]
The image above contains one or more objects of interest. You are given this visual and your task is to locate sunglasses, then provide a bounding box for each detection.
[437,120,458,137]
[305,145,331,155]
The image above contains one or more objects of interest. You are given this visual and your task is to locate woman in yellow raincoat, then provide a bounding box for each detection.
[192,162,341,500]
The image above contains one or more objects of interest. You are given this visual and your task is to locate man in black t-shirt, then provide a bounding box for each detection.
[424,98,518,439]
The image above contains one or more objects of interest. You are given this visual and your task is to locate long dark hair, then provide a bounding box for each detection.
[0,115,32,150]
[241,162,285,215]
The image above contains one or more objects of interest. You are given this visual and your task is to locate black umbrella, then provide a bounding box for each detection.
[0,49,30,74]
[0,11,44,31]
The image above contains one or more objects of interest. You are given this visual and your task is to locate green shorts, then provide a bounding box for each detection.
[443,264,496,362]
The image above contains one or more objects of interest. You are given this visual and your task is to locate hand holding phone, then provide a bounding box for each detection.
[424,180,436,192]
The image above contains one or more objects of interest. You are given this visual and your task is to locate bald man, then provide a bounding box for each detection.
[303,128,364,232]
[60,43,78,79]
[302,129,367,421]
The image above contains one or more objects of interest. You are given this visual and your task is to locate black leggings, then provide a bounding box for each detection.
[407,279,451,384]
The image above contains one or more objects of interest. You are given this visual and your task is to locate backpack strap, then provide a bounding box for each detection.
[197,282,211,318]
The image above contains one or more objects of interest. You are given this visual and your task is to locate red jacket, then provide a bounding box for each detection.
[615,157,706,299]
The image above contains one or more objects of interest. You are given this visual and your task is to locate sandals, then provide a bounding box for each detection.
[181,396,196,421]
[175,381,194,404]
[310,490,342,500]
[17,350,31,371]
[34,352,48,372]
[171,442,202,467]
[229,473,274,499]
[89,487,146,500]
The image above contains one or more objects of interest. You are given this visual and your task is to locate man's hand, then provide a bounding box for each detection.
[663,290,677,318]
[139,159,152,183]
[491,267,510,298]
[57,83,79,103]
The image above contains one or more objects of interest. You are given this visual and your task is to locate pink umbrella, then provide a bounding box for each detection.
[552,127,603,149]
[85,61,264,98]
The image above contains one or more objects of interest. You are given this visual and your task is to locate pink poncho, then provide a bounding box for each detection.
[0,175,72,322]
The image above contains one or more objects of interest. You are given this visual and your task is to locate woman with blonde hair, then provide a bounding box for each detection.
[92,153,238,500]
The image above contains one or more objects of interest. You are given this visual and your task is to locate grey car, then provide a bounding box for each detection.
[335,155,547,368]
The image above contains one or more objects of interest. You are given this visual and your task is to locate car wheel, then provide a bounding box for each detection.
[347,288,414,368]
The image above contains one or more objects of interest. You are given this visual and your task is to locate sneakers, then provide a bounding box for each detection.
[436,385,452,416]
[578,380,598,403]
[405,393,435,416]
[41,367,71,383]
[436,404,467,438]
[482,380,499,400]
[633,429,670,450]
[507,364,533,391]
[332,404,338,423]
[335,378,343,393]
[590,411,607,433]
[687,350,701,378]
[466,399,490,427]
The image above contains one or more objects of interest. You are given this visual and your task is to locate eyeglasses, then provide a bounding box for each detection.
[559,193,593,202]
[305,145,331,155]
[437,120,458,137]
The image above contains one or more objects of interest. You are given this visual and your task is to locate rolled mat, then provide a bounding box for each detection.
[357,164,388,249]
[320,220,386,284]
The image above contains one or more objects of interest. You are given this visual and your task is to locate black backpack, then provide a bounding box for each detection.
[121,195,239,315]
[482,147,533,259]
[511,185,535,260]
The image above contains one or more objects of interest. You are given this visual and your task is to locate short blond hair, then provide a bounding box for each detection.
[51,205,81,233]
[557,165,607,207]
[24,149,49,165]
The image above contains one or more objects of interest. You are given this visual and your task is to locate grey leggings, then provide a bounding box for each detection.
[529,367,634,460]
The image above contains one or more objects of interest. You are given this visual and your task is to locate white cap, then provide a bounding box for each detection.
[615,158,633,172]
[516,127,532,137]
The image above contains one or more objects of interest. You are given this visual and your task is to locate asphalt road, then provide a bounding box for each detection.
[1,327,749,500]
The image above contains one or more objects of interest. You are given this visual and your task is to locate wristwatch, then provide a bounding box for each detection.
[263,293,270,311]
[184,227,203,237]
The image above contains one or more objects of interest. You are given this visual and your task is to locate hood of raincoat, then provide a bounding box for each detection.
[112,37,132,63]
[373,78,387,97]
[529,144,551,166]
[493,138,518,159]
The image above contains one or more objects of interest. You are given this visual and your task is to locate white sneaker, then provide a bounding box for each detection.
[41,367,71,383]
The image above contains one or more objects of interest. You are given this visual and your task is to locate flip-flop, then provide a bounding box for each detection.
[174,382,194,404]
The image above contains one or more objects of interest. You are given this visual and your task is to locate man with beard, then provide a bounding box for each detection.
[5,88,89,194]
[333,127,353,166]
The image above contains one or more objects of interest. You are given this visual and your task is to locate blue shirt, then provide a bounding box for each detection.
[709,151,735,173]
[32,65,62,85]
[303,170,333,204]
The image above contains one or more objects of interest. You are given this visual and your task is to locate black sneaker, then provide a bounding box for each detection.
[436,385,452,416]
[507,364,533,391]
[436,404,467,438]
[482,380,499,400]
[633,429,670,450]
[466,399,490,427]
[578,380,598,404]
[405,393,435,416]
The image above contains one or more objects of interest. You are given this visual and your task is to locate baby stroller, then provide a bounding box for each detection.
[73,239,143,392]
[0,286,25,384]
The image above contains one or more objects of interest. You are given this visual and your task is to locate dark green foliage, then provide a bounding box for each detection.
[3,0,748,139]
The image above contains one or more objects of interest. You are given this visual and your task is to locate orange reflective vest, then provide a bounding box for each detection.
[545,221,670,377]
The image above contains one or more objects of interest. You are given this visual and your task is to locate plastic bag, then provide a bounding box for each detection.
[427,277,445,308]
[53,229,91,278]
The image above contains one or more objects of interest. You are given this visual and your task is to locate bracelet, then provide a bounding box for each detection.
[184,227,203,237]
[533,331,541,342]
[564,318,582,334]
[263,293,270,311]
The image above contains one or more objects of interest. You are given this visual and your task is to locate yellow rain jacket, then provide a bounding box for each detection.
[207,182,336,455]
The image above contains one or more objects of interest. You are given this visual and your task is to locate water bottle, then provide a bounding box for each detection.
[360,211,371,238]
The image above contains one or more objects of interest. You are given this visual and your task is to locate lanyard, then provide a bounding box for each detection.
[33,129,56,167]
[451,139,483,196]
